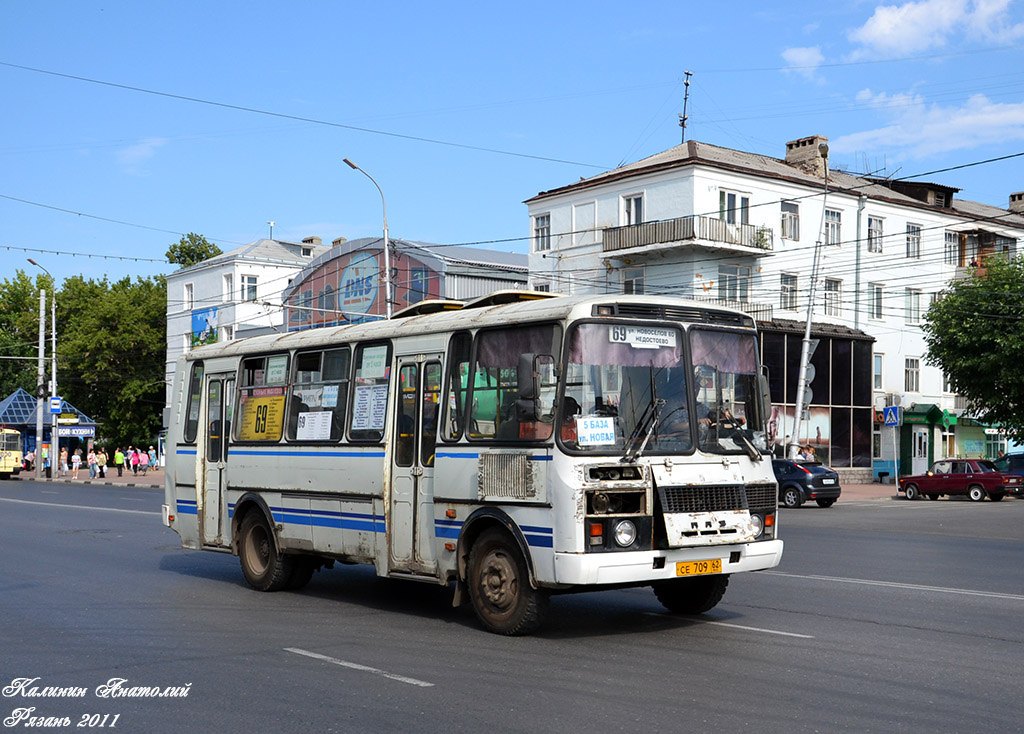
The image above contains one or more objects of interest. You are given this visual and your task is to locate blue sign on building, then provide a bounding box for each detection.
[883,406,903,427]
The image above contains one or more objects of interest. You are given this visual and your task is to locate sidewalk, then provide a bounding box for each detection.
[16,469,163,489]
[839,481,899,501]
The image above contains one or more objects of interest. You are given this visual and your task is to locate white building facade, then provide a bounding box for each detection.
[164,237,329,406]
[526,136,1024,479]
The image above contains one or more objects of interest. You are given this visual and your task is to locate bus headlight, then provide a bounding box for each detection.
[613,520,637,547]
[750,513,764,538]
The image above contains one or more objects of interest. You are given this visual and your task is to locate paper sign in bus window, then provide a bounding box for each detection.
[576,416,617,446]
[296,411,333,441]
[352,384,388,431]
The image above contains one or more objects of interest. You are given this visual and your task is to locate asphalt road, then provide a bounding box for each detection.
[1,480,1022,734]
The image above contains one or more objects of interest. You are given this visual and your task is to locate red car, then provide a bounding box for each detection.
[899,459,1023,502]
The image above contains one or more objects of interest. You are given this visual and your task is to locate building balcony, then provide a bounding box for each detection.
[691,296,774,322]
[603,215,775,255]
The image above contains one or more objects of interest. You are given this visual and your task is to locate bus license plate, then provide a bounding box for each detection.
[676,559,722,577]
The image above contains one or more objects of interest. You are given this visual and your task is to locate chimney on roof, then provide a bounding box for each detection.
[785,135,829,179]
[332,237,347,247]
[1010,191,1024,214]
[302,236,322,246]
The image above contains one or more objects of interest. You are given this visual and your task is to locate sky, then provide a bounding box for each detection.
[2,0,1024,290]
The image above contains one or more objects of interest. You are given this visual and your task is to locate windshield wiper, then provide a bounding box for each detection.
[622,397,665,463]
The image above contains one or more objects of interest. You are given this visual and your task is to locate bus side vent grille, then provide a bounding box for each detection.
[659,484,745,513]
[478,453,535,500]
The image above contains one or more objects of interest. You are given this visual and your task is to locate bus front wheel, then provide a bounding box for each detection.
[653,574,729,615]
[239,512,295,592]
[467,528,549,635]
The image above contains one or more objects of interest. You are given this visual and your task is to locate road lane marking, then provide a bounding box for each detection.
[0,496,158,516]
[643,613,813,638]
[285,647,434,687]
[765,571,1024,601]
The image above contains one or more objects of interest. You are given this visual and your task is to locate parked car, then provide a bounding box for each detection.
[992,453,1024,482]
[898,459,1023,501]
[772,459,841,508]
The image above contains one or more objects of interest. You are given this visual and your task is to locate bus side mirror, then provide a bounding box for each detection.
[516,352,552,422]
[760,367,772,421]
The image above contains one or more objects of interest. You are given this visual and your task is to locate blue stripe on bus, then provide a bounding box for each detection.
[435,452,552,462]
[524,534,554,548]
[176,499,198,515]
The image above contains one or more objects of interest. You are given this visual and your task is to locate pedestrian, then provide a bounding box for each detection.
[59,446,68,477]
[114,447,124,477]
[139,449,149,475]
[71,449,81,480]
[25,450,35,472]
[87,447,97,479]
[97,447,107,478]
[148,446,157,471]
[130,447,140,476]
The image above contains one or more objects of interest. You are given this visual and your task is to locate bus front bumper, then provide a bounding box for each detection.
[551,539,783,587]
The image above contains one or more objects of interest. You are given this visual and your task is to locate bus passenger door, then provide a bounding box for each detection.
[389,355,442,576]
[202,374,233,547]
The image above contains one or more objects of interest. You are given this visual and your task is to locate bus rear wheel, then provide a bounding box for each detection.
[467,528,549,635]
[653,574,729,615]
[239,512,295,592]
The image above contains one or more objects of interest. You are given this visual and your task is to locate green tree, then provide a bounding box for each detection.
[923,255,1024,434]
[57,275,168,447]
[166,232,221,268]
[0,271,49,398]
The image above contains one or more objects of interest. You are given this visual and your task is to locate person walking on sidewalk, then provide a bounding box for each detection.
[71,448,81,480]
[139,449,149,475]
[130,447,140,476]
[114,448,124,477]
[59,446,68,477]
[96,447,107,479]
[87,447,97,479]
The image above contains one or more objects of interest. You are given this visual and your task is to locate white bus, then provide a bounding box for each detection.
[163,293,783,634]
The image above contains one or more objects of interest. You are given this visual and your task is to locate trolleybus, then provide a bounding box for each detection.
[163,293,783,634]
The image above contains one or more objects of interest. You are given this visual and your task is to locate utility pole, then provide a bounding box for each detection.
[788,142,830,460]
[35,288,45,478]
[678,70,693,144]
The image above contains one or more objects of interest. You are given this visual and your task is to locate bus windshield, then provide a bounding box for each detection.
[561,323,767,457]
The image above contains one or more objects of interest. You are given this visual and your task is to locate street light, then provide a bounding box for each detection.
[788,143,829,460]
[28,259,58,479]
[343,158,393,319]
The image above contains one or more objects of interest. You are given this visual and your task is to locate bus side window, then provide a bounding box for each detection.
[442,332,471,441]
[348,342,392,442]
[184,362,204,443]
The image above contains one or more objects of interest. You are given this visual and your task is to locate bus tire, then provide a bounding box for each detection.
[467,527,549,635]
[239,512,294,592]
[653,574,729,615]
[287,557,317,590]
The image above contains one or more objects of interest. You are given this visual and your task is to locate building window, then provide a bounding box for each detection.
[719,190,750,225]
[824,209,841,246]
[222,274,233,303]
[780,273,798,310]
[873,354,883,390]
[781,201,800,240]
[533,213,551,252]
[985,432,1008,460]
[221,325,234,342]
[719,264,750,302]
[623,194,643,226]
[867,217,884,253]
[905,288,922,325]
[868,283,883,320]
[301,247,313,257]
[944,231,960,265]
[533,281,550,293]
[873,424,882,459]
[623,267,645,295]
[943,371,954,393]
[905,357,920,393]
[996,236,1016,256]
[241,275,258,302]
[823,278,841,316]
[906,223,922,259]
[184,283,194,311]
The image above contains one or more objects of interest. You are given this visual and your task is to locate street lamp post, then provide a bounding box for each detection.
[343,158,392,319]
[28,259,57,479]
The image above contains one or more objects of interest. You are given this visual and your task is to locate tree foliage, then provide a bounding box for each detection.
[0,270,167,447]
[166,232,221,268]
[923,255,1024,434]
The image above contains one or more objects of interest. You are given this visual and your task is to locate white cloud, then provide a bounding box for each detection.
[847,0,1024,58]
[115,137,168,174]
[781,46,825,80]
[831,89,1024,158]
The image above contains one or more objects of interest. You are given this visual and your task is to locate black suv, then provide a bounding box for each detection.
[772,459,842,508]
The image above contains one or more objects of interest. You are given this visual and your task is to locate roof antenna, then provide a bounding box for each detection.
[678,70,693,144]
